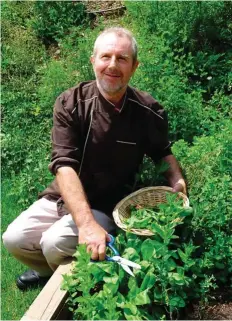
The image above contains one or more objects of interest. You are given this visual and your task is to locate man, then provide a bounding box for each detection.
[3,27,186,290]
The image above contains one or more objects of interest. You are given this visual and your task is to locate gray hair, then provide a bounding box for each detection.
[93,27,138,65]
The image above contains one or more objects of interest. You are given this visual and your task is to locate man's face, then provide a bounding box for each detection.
[91,33,138,98]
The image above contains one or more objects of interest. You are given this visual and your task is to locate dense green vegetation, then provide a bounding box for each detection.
[2,1,231,320]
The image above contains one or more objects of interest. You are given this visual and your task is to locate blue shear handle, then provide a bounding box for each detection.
[90,234,119,262]
[105,234,120,261]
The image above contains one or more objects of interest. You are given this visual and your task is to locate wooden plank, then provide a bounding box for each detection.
[21,258,73,321]
[87,6,126,14]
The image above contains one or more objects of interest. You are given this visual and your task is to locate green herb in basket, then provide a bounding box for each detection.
[126,194,193,231]
[127,205,159,229]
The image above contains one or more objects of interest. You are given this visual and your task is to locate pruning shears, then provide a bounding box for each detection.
[104,234,141,277]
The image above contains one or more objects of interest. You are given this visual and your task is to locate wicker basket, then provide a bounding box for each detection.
[112,186,190,236]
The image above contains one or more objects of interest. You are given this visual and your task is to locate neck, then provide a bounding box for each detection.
[97,84,127,105]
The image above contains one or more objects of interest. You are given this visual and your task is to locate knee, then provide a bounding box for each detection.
[40,231,74,265]
[2,228,27,254]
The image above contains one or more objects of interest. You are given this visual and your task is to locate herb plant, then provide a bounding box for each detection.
[63,196,199,320]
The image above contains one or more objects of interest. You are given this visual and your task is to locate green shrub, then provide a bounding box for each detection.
[2,26,46,79]
[172,120,232,283]
[32,1,87,44]
[125,1,232,53]
[7,148,53,208]
[1,1,46,80]
[1,1,35,32]
[37,59,79,115]
[126,1,232,96]
[58,25,101,80]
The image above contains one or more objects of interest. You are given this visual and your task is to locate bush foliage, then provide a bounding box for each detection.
[2,1,232,319]
[32,1,87,44]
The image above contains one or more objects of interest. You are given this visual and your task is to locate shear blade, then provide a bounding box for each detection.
[112,256,141,269]
[120,263,135,277]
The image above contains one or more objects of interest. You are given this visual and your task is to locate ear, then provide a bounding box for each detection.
[132,60,139,74]
[90,55,95,65]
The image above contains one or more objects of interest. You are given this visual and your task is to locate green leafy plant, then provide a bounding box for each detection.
[32,1,87,44]
[126,194,192,231]
[63,196,200,320]
[173,120,232,287]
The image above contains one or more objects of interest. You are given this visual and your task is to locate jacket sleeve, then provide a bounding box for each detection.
[145,103,172,162]
[48,93,83,175]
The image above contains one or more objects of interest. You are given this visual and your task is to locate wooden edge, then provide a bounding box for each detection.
[21,258,73,321]
[87,6,126,14]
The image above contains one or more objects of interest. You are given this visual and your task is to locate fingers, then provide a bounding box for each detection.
[172,183,183,193]
[87,242,106,261]
[79,225,108,261]
[98,243,106,261]
[106,233,111,242]
[87,244,98,260]
[172,179,187,195]
[78,221,111,260]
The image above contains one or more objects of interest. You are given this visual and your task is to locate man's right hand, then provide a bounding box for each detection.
[78,221,110,261]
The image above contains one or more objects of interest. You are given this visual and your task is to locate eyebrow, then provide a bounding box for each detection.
[100,52,130,59]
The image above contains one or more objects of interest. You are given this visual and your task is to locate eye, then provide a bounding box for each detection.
[101,55,110,60]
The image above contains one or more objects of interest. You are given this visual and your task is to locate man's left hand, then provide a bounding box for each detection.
[172,178,187,195]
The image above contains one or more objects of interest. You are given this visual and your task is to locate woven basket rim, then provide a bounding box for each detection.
[112,186,190,236]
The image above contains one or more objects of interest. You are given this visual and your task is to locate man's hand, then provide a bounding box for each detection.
[162,155,187,195]
[78,221,110,261]
[172,178,187,195]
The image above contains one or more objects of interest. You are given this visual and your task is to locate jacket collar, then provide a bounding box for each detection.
[94,81,128,115]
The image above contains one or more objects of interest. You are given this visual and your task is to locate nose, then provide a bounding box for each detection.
[108,56,117,69]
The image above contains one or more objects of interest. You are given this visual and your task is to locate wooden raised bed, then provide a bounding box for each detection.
[20,258,232,320]
[21,258,73,321]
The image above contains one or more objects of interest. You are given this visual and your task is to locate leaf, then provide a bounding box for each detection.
[128,275,137,290]
[128,282,140,300]
[127,235,143,252]
[141,239,155,260]
[153,241,168,258]
[103,275,119,284]
[103,282,119,296]
[123,247,140,261]
[91,264,106,282]
[96,262,115,274]
[153,288,164,303]
[165,258,177,271]
[177,248,187,263]
[179,207,193,217]
[140,272,156,291]
[169,295,186,308]
[116,293,126,308]
[171,250,179,259]
[140,260,152,271]
[134,289,151,305]
[150,222,165,239]
[168,272,185,285]
[124,303,138,317]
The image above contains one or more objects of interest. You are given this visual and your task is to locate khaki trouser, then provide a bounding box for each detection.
[2,198,116,276]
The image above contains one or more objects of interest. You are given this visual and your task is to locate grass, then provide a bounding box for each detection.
[1,178,44,320]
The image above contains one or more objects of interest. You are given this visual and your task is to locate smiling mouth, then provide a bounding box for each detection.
[105,74,120,78]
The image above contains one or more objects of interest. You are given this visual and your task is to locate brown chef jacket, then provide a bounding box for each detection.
[39,81,172,216]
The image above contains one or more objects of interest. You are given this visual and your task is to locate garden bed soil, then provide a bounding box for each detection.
[186,285,232,320]
[186,302,232,320]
